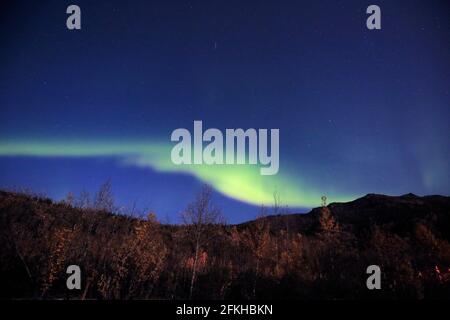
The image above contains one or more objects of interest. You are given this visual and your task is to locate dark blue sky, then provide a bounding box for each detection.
[0,0,449,223]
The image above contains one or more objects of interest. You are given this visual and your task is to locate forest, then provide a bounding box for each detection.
[1,184,449,300]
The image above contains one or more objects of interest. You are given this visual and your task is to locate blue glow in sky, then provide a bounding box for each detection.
[0,0,449,222]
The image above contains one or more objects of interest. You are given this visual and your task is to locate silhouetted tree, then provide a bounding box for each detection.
[181,185,223,299]
[94,180,115,212]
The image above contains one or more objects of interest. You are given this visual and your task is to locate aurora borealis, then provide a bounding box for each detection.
[0,0,449,222]
[0,140,354,208]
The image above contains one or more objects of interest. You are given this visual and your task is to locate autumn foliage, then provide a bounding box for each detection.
[1,189,449,299]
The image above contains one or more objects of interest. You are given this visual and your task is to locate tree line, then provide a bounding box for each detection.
[1,184,449,299]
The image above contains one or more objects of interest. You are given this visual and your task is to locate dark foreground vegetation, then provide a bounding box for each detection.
[1,186,450,299]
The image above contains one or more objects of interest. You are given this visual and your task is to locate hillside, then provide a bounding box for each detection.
[1,190,450,299]
[243,193,450,237]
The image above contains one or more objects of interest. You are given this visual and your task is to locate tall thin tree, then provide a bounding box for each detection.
[181,185,223,299]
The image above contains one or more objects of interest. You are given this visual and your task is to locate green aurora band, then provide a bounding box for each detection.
[0,140,355,207]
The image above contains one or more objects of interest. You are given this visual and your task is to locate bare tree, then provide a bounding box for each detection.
[75,190,91,209]
[244,206,271,298]
[272,191,281,215]
[181,185,224,299]
[94,179,115,212]
[64,192,75,206]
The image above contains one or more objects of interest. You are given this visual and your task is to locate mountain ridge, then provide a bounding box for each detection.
[240,193,450,237]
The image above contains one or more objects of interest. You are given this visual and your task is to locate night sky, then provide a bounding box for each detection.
[0,0,449,223]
